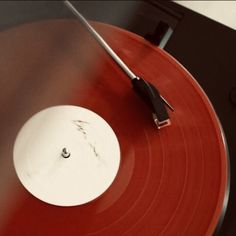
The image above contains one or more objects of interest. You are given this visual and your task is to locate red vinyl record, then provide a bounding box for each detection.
[0,18,228,236]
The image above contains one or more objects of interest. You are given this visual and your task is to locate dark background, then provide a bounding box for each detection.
[0,1,235,235]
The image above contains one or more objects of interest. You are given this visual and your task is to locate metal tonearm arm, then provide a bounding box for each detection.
[64,0,174,129]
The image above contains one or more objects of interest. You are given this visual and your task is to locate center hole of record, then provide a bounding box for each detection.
[61,148,70,158]
[13,105,120,207]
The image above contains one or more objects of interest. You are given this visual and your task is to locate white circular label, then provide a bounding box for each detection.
[13,106,120,206]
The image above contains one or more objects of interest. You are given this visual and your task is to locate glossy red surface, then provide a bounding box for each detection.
[0,19,228,235]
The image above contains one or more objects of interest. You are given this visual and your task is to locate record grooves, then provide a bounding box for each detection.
[0,19,228,235]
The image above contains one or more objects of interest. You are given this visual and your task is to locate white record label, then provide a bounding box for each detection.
[13,106,120,206]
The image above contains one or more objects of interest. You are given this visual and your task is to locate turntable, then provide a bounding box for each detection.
[0,1,232,235]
